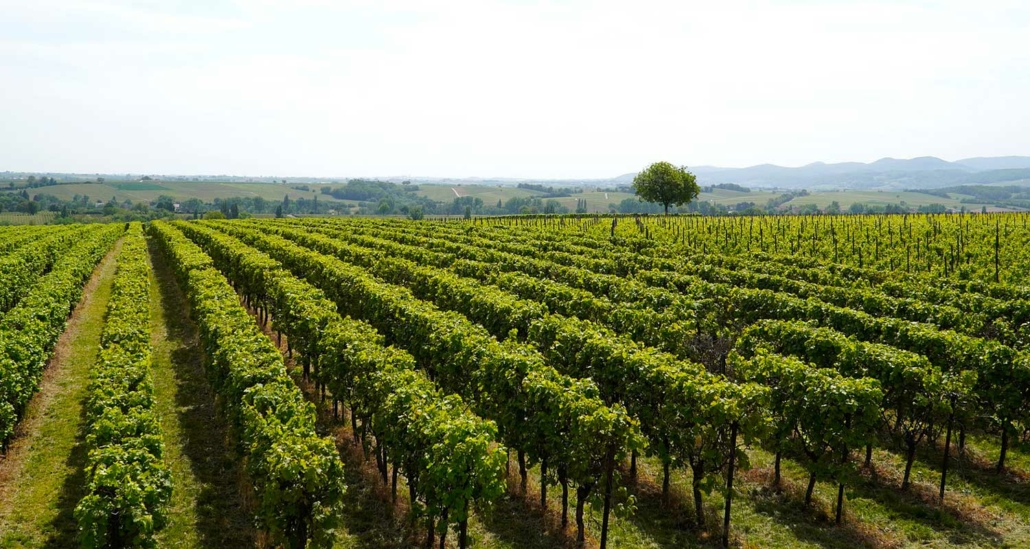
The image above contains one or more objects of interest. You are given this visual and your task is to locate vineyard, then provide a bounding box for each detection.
[0,214,1029,549]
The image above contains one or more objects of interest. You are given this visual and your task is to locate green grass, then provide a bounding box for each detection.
[0,212,57,225]
[17,181,344,206]
[418,184,784,213]
[0,240,121,548]
[783,190,1006,212]
[148,237,257,548]
[465,433,1030,549]
[112,182,171,191]
[416,184,542,204]
[548,191,637,213]
[417,185,642,213]
[699,188,782,207]
[6,180,1024,218]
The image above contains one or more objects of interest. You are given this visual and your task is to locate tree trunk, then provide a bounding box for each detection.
[630,449,637,480]
[425,516,435,549]
[836,411,852,522]
[692,464,705,529]
[774,451,781,488]
[805,472,817,506]
[540,458,548,510]
[902,439,917,491]
[576,486,588,544]
[662,460,671,506]
[600,458,615,549]
[392,465,399,504]
[723,422,738,549]
[439,509,448,549]
[518,450,528,495]
[410,482,418,523]
[865,444,873,467]
[351,407,359,442]
[835,482,845,525]
[561,475,569,528]
[378,443,388,483]
[998,422,1010,473]
[940,404,955,502]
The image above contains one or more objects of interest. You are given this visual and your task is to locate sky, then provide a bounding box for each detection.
[1,0,1028,179]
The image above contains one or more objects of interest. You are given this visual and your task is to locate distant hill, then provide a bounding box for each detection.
[867,156,965,172]
[956,156,1030,171]
[675,156,1030,190]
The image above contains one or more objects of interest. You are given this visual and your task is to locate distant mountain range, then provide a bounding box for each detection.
[613,156,1030,190]
[8,155,1030,192]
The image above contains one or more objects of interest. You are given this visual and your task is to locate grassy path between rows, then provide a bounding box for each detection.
[0,239,123,548]
[148,237,256,548]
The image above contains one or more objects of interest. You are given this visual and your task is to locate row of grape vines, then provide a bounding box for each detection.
[219,216,1030,543]
[269,217,1017,471]
[75,223,172,548]
[172,220,639,548]
[170,220,506,549]
[334,217,1027,472]
[148,222,346,548]
[463,212,1030,285]
[0,224,123,444]
[174,216,995,547]
[8,216,1023,548]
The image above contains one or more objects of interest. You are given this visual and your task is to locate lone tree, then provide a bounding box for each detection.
[632,161,700,214]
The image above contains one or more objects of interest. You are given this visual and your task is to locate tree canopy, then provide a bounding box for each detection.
[632,161,700,214]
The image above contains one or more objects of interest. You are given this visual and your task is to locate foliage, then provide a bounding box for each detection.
[631,161,700,214]
[75,224,172,548]
[174,221,508,540]
[201,220,640,544]
[148,222,345,548]
[0,224,123,442]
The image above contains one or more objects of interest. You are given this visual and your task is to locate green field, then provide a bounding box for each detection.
[418,184,1012,214]
[10,179,1024,216]
[547,191,637,212]
[785,190,1006,212]
[699,188,782,206]
[416,185,759,214]
[0,212,57,225]
[23,181,342,205]
[416,184,541,203]
[414,185,637,214]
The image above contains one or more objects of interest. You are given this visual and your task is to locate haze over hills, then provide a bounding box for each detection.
[6,156,1030,192]
[611,156,1030,191]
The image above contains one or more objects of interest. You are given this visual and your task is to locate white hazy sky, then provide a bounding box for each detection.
[1,0,1028,179]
